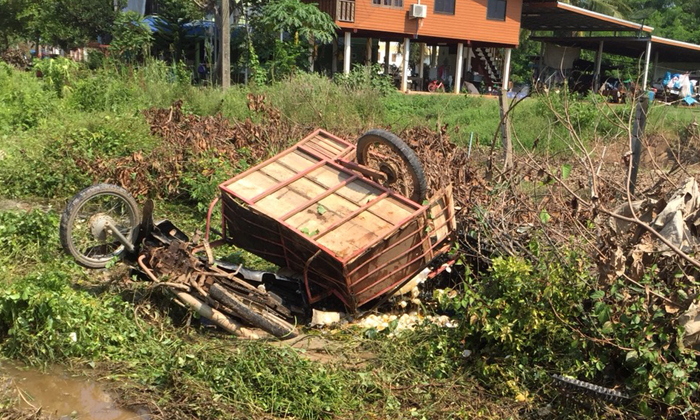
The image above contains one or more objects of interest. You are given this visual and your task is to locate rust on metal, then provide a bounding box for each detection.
[219,129,456,312]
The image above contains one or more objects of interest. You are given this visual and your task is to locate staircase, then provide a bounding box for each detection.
[474,47,503,87]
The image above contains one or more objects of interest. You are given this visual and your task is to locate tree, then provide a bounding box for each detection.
[563,0,631,17]
[629,0,700,44]
[151,0,205,64]
[110,11,154,62]
[31,0,123,50]
[249,0,337,81]
[0,0,29,51]
[258,0,337,45]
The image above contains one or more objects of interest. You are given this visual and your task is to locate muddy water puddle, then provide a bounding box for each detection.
[1,363,143,420]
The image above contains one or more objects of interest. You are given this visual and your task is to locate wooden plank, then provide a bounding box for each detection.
[336,179,381,204]
[278,163,398,227]
[317,219,377,259]
[370,197,415,226]
[250,160,326,204]
[309,135,344,156]
[286,193,359,233]
[287,176,327,199]
[273,158,401,229]
[256,188,311,219]
[352,210,392,235]
[303,141,337,160]
[307,165,352,188]
[280,174,359,221]
[277,149,319,171]
[315,133,345,151]
[228,171,279,201]
[254,176,327,219]
[259,161,297,181]
[313,135,346,156]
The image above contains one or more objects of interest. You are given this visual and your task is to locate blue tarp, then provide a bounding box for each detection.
[664,71,697,105]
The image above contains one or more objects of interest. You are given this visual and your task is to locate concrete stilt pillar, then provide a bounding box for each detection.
[343,32,351,75]
[642,40,652,89]
[502,48,512,91]
[384,40,391,73]
[454,42,464,94]
[594,41,604,91]
[401,37,410,92]
[419,43,425,78]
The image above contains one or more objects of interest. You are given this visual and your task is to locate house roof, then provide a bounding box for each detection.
[521,1,653,33]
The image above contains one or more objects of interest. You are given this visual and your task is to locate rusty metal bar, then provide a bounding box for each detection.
[272,158,397,226]
[248,160,326,204]
[205,196,220,241]
[304,135,348,159]
[297,144,333,162]
[341,203,427,263]
[345,207,455,278]
[350,216,455,300]
[301,141,335,159]
[219,129,324,197]
[352,242,436,299]
[313,192,389,240]
[313,135,349,156]
[222,198,343,262]
[318,130,354,148]
[341,189,454,265]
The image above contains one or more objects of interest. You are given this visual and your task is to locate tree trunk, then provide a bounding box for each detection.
[499,90,513,171]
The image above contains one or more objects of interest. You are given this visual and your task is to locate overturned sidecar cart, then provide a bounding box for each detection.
[59,129,456,338]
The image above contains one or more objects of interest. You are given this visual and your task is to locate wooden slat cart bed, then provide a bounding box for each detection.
[217,129,456,312]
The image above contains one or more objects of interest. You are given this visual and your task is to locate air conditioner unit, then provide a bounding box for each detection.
[409,4,427,19]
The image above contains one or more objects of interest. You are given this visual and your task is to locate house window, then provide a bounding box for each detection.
[372,0,403,7]
[487,0,507,20]
[434,0,455,14]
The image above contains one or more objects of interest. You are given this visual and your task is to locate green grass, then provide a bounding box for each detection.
[1,60,700,419]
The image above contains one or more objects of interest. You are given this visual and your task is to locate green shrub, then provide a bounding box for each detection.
[0,210,59,263]
[0,62,58,133]
[0,270,146,362]
[435,250,699,417]
[0,113,154,199]
[334,63,395,96]
[33,57,80,97]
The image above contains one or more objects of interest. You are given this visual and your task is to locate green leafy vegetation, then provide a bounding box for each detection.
[0,60,699,419]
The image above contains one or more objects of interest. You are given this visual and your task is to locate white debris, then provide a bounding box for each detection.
[311,309,343,327]
[395,267,431,296]
[462,349,472,358]
[680,301,700,349]
[356,312,458,334]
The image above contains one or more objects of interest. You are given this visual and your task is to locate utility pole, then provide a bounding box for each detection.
[221,0,230,89]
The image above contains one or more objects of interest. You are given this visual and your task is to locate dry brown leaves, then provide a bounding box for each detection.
[77,96,308,198]
[0,48,29,69]
[401,126,491,208]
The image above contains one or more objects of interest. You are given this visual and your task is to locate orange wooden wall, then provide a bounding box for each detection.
[336,0,523,46]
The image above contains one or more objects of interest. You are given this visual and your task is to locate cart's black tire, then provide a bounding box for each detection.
[210,284,298,339]
[356,129,428,203]
[60,184,140,269]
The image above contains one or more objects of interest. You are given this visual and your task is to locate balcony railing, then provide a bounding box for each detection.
[337,0,355,22]
[316,0,355,23]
